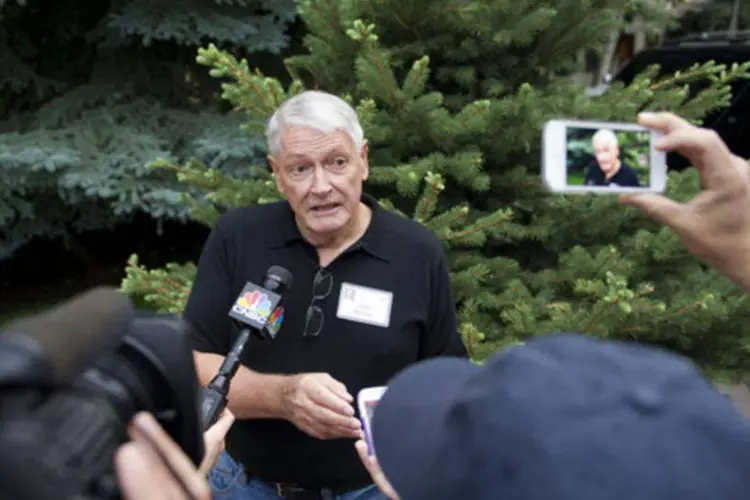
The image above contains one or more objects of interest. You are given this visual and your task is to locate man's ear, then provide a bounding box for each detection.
[360,140,369,181]
[267,154,284,194]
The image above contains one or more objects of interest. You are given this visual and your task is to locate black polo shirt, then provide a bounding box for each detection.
[583,160,641,187]
[183,194,467,490]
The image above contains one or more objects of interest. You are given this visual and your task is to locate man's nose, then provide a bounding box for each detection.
[310,166,333,194]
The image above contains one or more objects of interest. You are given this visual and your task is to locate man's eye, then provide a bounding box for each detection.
[290,165,309,175]
[331,158,348,169]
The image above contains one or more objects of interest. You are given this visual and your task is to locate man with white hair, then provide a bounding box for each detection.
[182,90,468,499]
[584,128,641,187]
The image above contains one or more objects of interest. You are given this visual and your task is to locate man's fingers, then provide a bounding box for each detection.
[115,442,166,499]
[354,440,400,500]
[639,113,739,190]
[637,111,692,134]
[307,404,362,432]
[308,383,356,416]
[204,409,235,442]
[130,412,211,499]
[355,440,376,472]
[198,410,234,477]
[116,441,188,500]
[301,416,359,440]
[320,375,354,403]
[619,193,689,229]
[656,126,730,164]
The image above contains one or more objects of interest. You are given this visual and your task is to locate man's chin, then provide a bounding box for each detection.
[304,216,348,236]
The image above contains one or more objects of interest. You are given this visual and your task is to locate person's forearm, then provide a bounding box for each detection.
[193,351,291,420]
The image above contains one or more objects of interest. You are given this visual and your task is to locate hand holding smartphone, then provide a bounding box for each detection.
[357,386,387,456]
[542,119,667,194]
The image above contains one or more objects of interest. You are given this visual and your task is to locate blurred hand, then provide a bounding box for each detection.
[354,439,400,500]
[620,111,750,291]
[198,408,235,477]
[116,412,211,500]
[281,372,362,440]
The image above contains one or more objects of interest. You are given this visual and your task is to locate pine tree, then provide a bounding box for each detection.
[0,0,297,260]
[122,0,750,375]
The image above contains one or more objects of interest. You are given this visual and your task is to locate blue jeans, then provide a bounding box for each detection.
[208,450,388,500]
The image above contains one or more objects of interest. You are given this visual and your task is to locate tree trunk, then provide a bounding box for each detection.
[596,25,622,85]
[632,15,647,53]
[729,0,740,32]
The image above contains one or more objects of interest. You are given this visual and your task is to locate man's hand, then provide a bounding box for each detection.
[198,408,235,477]
[620,111,750,291]
[115,412,212,500]
[281,372,362,440]
[354,439,400,500]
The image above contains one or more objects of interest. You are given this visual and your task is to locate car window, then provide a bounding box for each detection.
[615,48,750,111]
[616,49,750,83]
[614,47,750,166]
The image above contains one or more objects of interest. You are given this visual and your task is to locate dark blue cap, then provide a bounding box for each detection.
[372,333,750,500]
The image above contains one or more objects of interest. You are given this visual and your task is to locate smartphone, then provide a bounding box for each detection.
[542,119,667,194]
[357,386,387,456]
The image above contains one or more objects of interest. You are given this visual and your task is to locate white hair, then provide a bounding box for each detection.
[591,128,619,148]
[266,90,365,156]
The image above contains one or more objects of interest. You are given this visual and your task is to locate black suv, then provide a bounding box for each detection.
[609,31,750,169]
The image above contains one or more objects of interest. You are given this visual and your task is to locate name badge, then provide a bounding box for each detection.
[336,282,393,328]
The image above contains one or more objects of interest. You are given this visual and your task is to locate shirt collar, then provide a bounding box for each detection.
[268,193,391,262]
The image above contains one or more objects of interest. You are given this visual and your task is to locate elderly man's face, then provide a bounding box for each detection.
[593,138,620,174]
[268,125,369,239]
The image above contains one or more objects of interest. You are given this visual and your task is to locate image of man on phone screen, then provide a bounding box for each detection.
[584,129,641,187]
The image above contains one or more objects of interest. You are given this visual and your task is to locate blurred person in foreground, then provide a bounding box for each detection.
[354,111,750,500]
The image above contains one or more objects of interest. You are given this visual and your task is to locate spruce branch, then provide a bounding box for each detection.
[414,171,444,223]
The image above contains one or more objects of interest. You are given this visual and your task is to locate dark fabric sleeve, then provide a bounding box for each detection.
[627,164,642,187]
[419,248,469,360]
[182,221,234,355]
[583,161,597,185]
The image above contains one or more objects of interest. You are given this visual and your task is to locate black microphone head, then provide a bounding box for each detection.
[265,265,293,294]
[229,266,293,334]
[0,287,134,386]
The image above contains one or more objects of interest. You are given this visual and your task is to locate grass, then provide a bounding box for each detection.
[567,171,585,185]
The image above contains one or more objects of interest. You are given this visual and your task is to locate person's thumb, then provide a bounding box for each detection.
[619,193,689,229]
[205,409,235,442]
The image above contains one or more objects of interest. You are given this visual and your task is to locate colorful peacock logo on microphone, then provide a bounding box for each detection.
[265,306,285,339]
[231,289,273,325]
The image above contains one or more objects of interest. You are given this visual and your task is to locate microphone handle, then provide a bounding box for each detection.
[200,327,255,429]
[218,328,253,379]
[200,385,227,429]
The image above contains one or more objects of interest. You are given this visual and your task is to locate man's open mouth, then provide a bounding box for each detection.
[311,203,341,213]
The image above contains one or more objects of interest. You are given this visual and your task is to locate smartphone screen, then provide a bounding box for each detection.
[567,126,650,188]
[363,399,378,424]
[542,119,666,194]
[357,387,386,456]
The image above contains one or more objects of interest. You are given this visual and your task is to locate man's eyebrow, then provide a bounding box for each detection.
[284,153,310,162]
[285,148,349,162]
[322,146,352,158]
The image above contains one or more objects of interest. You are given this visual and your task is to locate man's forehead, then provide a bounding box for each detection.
[593,138,616,148]
[281,126,351,145]
[279,131,355,159]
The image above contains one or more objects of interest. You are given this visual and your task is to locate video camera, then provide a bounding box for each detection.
[0,287,205,500]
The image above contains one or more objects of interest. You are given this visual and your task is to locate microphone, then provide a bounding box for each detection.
[0,287,134,388]
[200,265,293,428]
